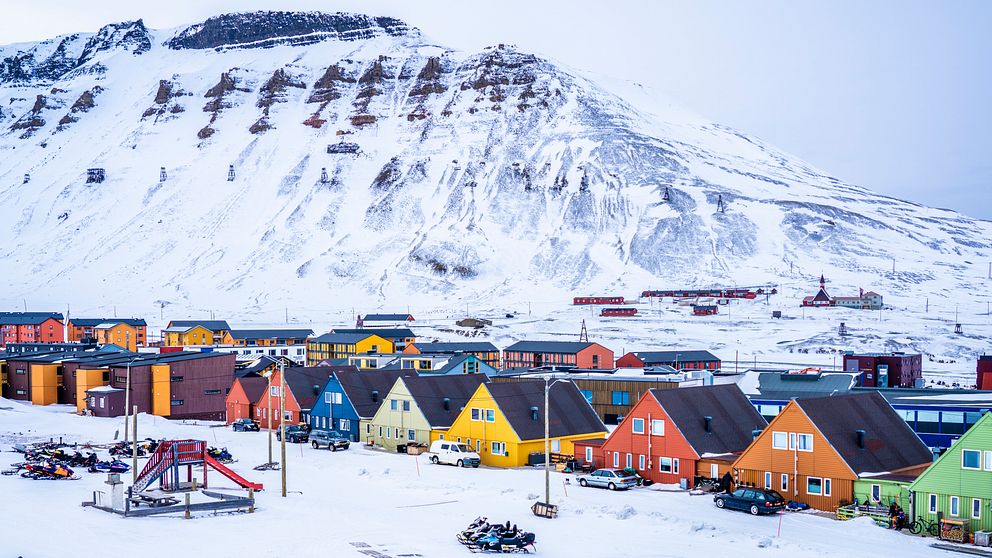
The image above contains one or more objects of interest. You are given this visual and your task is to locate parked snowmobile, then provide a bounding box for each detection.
[88,459,130,474]
[457,517,491,544]
[21,462,80,480]
[458,519,536,553]
[207,447,236,463]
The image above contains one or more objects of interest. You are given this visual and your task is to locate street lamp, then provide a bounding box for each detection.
[122,356,140,442]
[543,375,572,508]
[258,355,288,498]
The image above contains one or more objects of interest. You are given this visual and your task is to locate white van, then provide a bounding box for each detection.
[425,440,481,467]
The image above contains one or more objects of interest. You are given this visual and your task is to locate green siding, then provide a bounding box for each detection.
[853,478,911,510]
[910,412,992,532]
[367,379,433,452]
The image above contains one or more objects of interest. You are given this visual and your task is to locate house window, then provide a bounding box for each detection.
[963,449,982,470]
[807,477,823,495]
[486,409,495,422]
[772,432,787,449]
[99,397,105,408]
[789,433,796,450]
[611,391,630,405]
[928,494,938,514]
[492,441,507,456]
[283,411,292,420]
[471,408,481,421]
[613,452,619,467]
[204,389,222,395]
[797,434,813,451]
[270,386,279,396]
[951,496,960,517]
[378,426,383,437]
[402,400,411,412]
[659,457,674,473]
[871,484,881,503]
[325,392,342,404]
[974,498,982,520]
[580,390,593,404]
[639,454,646,470]
[171,400,184,406]
[764,472,772,490]
[632,418,645,434]
[985,451,992,471]
[385,428,391,439]
[340,419,350,431]
[408,429,416,441]
[475,439,481,452]
[390,400,398,411]
[824,478,831,496]
[651,420,665,435]
[551,439,561,452]
[366,423,371,434]
[626,453,632,468]
[780,474,788,492]
[591,354,600,367]
[585,447,593,463]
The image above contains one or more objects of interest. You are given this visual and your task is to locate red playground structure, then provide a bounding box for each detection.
[131,439,263,494]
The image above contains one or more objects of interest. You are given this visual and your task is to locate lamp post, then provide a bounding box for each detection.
[543,376,571,507]
[258,355,288,497]
[122,357,140,442]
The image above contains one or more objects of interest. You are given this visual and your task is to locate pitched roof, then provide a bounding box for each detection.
[414,341,499,353]
[484,380,607,441]
[312,332,384,344]
[332,328,415,339]
[649,384,767,455]
[431,355,491,375]
[629,350,720,363]
[504,340,595,353]
[333,367,417,418]
[0,312,64,325]
[282,367,339,410]
[401,374,488,428]
[796,392,933,475]
[230,329,314,341]
[756,372,856,399]
[812,287,831,302]
[237,376,269,404]
[167,320,231,331]
[71,318,147,327]
[362,314,414,321]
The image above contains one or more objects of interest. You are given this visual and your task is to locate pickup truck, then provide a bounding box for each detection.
[425,440,481,468]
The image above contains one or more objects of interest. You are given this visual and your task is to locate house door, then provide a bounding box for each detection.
[534,354,543,367]
[710,464,719,479]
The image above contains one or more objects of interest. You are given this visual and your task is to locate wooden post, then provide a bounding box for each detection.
[249,488,255,513]
[184,492,190,519]
[132,406,138,483]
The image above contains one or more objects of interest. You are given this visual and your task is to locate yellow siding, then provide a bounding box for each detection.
[76,368,108,412]
[356,335,393,354]
[96,324,138,351]
[165,325,214,346]
[151,365,171,417]
[29,364,59,405]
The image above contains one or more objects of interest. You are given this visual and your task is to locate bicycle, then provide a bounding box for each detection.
[908,516,940,537]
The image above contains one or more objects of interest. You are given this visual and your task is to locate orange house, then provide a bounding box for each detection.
[732,392,932,511]
[68,318,146,345]
[94,322,142,351]
[0,312,64,347]
[253,367,335,429]
[502,341,613,369]
[226,376,268,423]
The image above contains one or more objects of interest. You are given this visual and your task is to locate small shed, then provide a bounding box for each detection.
[86,385,125,417]
[692,305,718,316]
[601,308,637,317]
[86,168,106,183]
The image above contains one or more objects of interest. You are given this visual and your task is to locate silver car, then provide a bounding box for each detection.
[577,468,639,490]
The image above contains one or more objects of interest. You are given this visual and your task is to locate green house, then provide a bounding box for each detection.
[909,412,992,532]
[853,474,914,510]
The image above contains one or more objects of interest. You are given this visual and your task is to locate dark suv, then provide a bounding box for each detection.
[309,430,350,451]
[714,487,786,515]
[275,425,309,443]
[232,418,259,432]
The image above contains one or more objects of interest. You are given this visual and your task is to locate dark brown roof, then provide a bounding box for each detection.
[238,376,268,404]
[650,384,767,456]
[485,380,607,441]
[334,367,417,418]
[283,366,340,410]
[797,392,933,475]
[402,374,488,428]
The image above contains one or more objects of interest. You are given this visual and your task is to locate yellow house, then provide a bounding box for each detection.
[436,380,608,468]
[306,333,393,366]
[94,322,139,351]
[163,325,215,346]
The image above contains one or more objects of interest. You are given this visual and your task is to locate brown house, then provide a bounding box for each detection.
[732,392,932,511]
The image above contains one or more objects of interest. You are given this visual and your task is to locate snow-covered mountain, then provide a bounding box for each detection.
[1,11,989,325]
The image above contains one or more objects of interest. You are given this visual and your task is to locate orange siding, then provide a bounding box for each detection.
[576,344,614,370]
[601,393,698,485]
[732,402,856,510]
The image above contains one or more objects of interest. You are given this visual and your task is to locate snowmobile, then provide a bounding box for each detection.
[457,517,492,544]
[207,447,236,464]
[469,528,536,554]
[20,462,80,480]
[88,459,130,474]
[110,442,147,457]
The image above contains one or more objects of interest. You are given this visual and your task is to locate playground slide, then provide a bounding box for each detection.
[204,455,264,491]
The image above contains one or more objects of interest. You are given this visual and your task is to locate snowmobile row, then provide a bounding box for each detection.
[19,462,80,480]
[109,438,160,457]
[457,517,536,554]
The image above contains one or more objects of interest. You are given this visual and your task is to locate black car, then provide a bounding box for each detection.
[275,425,309,443]
[232,418,259,432]
[714,487,786,515]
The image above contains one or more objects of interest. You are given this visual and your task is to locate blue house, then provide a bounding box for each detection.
[310,368,416,442]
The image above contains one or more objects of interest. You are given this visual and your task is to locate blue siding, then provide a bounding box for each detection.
[310,375,361,442]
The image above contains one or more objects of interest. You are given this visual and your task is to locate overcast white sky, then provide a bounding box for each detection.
[3,1,990,219]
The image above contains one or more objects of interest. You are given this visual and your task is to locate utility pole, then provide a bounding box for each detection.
[280,359,287,498]
[267,370,273,466]
[132,406,138,483]
[544,378,551,505]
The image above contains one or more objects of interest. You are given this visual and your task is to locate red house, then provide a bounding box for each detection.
[226,376,268,423]
[600,308,637,317]
[502,341,613,370]
[573,438,607,469]
[600,384,766,486]
[616,350,720,370]
[692,305,718,316]
[0,312,65,347]
[253,366,341,428]
[843,352,923,388]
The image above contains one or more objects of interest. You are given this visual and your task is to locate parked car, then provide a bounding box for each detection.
[275,425,309,443]
[232,418,259,432]
[425,440,481,467]
[310,430,350,451]
[714,487,786,515]
[576,468,639,490]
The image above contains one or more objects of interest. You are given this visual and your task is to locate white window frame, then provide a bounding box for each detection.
[651,419,665,435]
[673,458,679,474]
[408,429,416,441]
[951,496,960,517]
[626,453,632,468]
[772,431,787,449]
[631,418,645,434]
[789,432,797,450]
[780,473,788,492]
[764,472,772,490]
[797,434,813,452]
[485,409,495,422]
[807,476,823,496]
[471,408,481,421]
[324,392,332,404]
[613,452,619,467]
[585,447,593,463]
[985,451,992,471]
[639,454,646,470]
[283,411,292,420]
[824,478,832,497]
[332,392,342,404]
[390,400,398,411]
[340,419,350,431]
[929,494,938,514]
[659,457,673,473]
[871,484,881,503]
[963,449,982,470]
[551,439,560,452]
[270,386,279,396]
[491,441,506,456]
[975,498,982,520]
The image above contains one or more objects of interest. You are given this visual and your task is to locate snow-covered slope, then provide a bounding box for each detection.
[0,11,989,334]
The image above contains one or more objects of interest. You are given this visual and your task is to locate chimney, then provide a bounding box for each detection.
[443,397,451,411]
[703,415,713,433]
[371,390,379,403]
[856,429,866,449]
[530,406,539,421]
[751,428,762,440]
[313,384,320,396]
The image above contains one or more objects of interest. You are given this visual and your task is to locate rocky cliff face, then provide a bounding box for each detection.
[0,11,989,317]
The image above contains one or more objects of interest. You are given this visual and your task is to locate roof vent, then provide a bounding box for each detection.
[530,406,539,421]
[313,384,320,396]
[751,428,762,440]
[703,416,713,433]
[443,397,451,411]
[371,390,379,403]
[856,429,866,449]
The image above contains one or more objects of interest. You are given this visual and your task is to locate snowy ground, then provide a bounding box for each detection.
[1,398,950,557]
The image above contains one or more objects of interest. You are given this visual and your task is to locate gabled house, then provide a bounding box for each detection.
[165,320,232,344]
[616,350,721,371]
[600,384,766,485]
[332,328,416,351]
[422,354,498,377]
[94,321,143,351]
[310,367,416,442]
[404,341,500,368]
[0,312,64,347]
[365,375,487,452]
[909,412,992,533]
[68,318,146,346]
[163,324,217,347]
[225,376,268,424]
[502,341,613,370]
[229,329,313,347]
[253,366,339,428]
[306,332,394,365]
[360,313,415,327]
[802,275,833,307]
[732,392,933,511]
[441,380,607,467]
